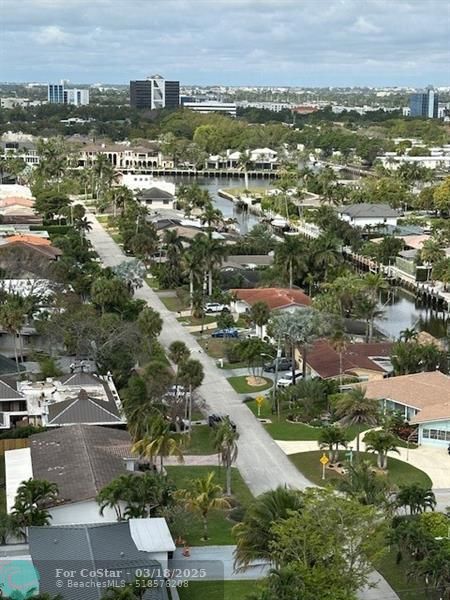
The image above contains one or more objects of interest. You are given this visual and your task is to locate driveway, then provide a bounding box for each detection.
[85,213,400,600]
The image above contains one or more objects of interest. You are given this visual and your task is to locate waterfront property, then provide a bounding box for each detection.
[337,203,399,229]
[362,371,450,447]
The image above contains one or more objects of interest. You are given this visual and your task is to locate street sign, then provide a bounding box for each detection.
[255,395,265,416]
[320,453,329,465]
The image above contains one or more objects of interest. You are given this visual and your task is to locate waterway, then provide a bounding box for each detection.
[153,174,448,342]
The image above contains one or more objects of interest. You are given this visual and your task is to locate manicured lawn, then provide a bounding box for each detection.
[227,376,272,394]
[245,399,366,442]
[165,465,253,546]
[197,338,240,362]
[180,425,215,455]
[177,315,217,326]
[159,295,187,312]
[179,580,257,600]
[376,548,432,600]
[289,451,432,488]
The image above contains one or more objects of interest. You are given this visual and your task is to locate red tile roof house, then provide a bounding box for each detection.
[231,287,311,337]
[302,340,393,382]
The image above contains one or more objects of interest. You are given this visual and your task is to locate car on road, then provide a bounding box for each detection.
[204,302,230,314]
[211,328,239,338]
[276,370,303,388]
[263,357,294,372]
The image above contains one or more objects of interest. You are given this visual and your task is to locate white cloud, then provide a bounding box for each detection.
[350,16,382,34]
[33,25,71,45]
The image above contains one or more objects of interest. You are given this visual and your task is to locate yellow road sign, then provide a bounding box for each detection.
[255,395,265,407]
[320,453,329,465]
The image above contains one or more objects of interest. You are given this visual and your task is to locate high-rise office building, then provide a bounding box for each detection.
[130,75,180,110]
[409,87,439,118]
[48,83,65,104]
[48,83,90,106]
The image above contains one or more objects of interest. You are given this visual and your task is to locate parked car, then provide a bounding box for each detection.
[208,414,237,431]
[211,328,239,338]
[263,357,293,373]
[204,302,230,314]
[277,370,303,388]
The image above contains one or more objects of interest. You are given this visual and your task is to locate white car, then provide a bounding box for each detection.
[276,370,303,388]
[204,302,230,314]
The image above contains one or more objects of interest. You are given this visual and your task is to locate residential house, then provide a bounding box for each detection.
[231,287,311,337]
[362,371,450,447]
[18,371,125,427]
[0,377,28,429]
[337,204,399,229]
[29,520,173,599]
[302,340,393,381]
[79,142,169,170]
[138,187,176,210]
[5,424,135,523]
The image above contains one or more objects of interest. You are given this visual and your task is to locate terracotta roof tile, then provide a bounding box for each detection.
[232,287,311,310]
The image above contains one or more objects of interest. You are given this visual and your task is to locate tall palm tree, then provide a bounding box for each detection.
[213,417,239,496]
[178,358,204,433]
[354,294,384,343]
[318,424,349,463]
[163,229,184,285]
[182,243,205,307]
[336,460,392,507]
[334,387,379,454]
[421,238,445,265]
[274,235,308,289]
[137,306,163,355]
[329,324,349,387]
[249,301,271,339]
[169,340,190,386]
[176,472,231,541]
[0,299,26,372]
[363,272,389,302]
[312,234,342,282]
[233,486,304,569]
[237,151,253,190]
[363,429,399,470]
[396,484,436,515]
[132,416,184,470]
[204,238,227,296]
[201,205,225,239]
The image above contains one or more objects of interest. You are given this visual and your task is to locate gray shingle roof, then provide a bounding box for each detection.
[0,377,23,399]
[29,522,167,600]
[138,187,174,200]
[47,388,122,425]
[30,425,132,505]
[338,203,399,218]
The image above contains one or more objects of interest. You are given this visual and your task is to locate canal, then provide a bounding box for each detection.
[154,174,448,342]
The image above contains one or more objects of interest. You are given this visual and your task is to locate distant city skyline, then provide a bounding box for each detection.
[2,0,449,87]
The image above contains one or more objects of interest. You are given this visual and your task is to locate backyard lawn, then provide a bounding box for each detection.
[376,548,432,600]
[165,466,253,546]
[289,450,432,488]
[159,295,188,312]
[227,376,272,394]
[177,315,217,326]
[178,580,257,600]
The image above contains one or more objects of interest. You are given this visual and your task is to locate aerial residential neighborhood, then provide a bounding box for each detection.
[0,1,449,600]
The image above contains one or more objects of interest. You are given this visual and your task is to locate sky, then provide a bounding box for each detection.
[1,0,449,87]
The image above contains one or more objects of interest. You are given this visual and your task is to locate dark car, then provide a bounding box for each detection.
[211,328,239,338]
[208,414,237,431]
[263,357,293,372]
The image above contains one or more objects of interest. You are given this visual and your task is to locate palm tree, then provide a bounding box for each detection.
[421,238,445,265]
[318,424,349,463]
[0,299,26,372]
[182,244,205,308]
[237,151,253,190]
[354,294,384,343]
[363,272,389,302]
[274,236,308,288]
[137,306,163,355]
[201,205,225,239]
[363,429,399,470]
[12,479,59,540]
[249,301,270,339]
[132,416,184,470]
[336,460,392,507]
[176,472,231,541]
[204,238,227,296]
[169,340,190,385]
[396,483,436,515]
[399,327,418,342]
[312,234,342,282]
[96,476,128,521]
[213,417,239,496]
[334,387,379,454]
[329,324,349,387]
[178,358,204,433]
[233,486,304,569]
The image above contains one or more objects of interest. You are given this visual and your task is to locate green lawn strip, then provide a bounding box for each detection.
[227,376,272,394]
[165,465,253,547]
[179,425,216,455]
[197,338,239,361]
[178,580,257,600]
[177,315,217,326]
[222,361,248,370]
[376,548,430,600]
[289,451,432,488]
[159,295,187,312]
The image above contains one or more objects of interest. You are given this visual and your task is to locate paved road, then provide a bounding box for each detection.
[86,213,400,600]
[86,214,311,496]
